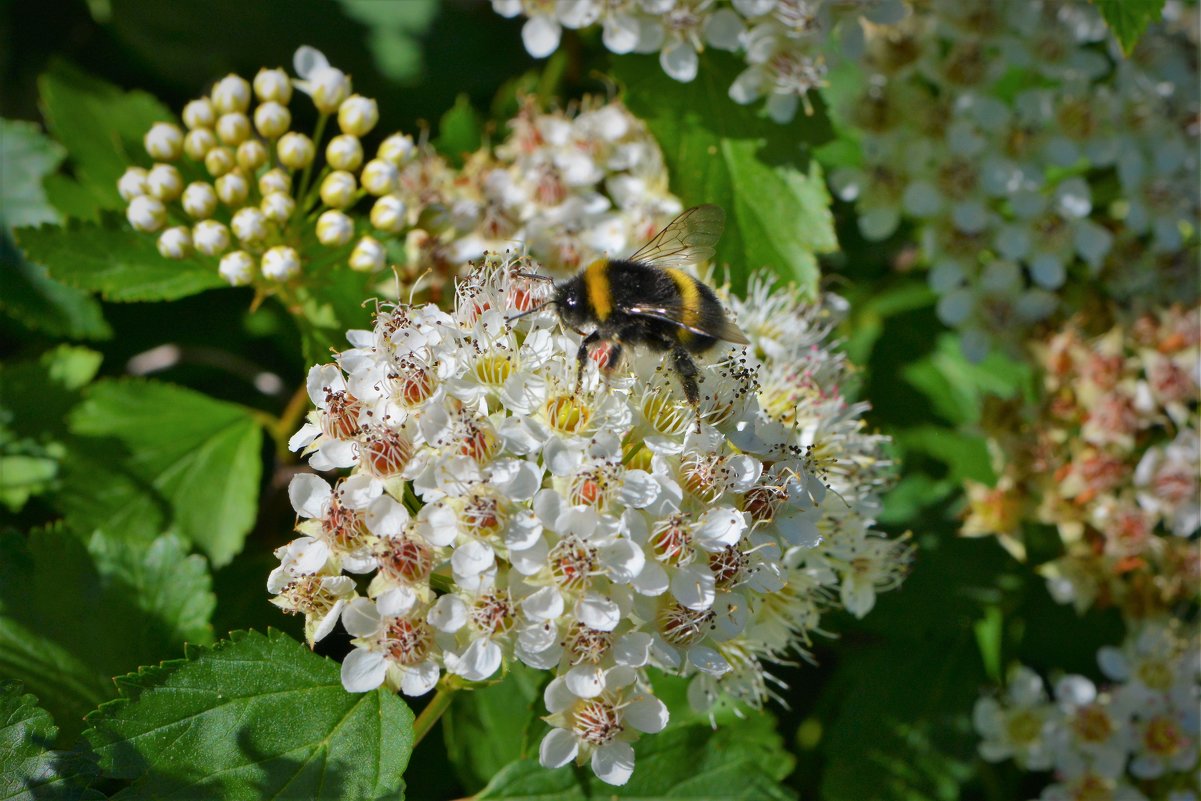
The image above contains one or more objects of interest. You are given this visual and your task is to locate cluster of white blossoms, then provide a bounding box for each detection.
[830,0,1199,360]
[402,97,682,286]
[269,256,908,784]
[119,47,419,287]
[492,0,907,123]
[963,304,1200,619]
[974,619,1199,801]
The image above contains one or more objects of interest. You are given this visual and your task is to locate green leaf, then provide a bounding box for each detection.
[894,425,995,485]
[83,629,414,801]
[0,118,65,230]
[477,720,796,800]
[442,663,547,792]
[15,219,225,303]
[0,528,215,741]
[0,345,102,511]
[293,262,377,367]
[37,60,174,213]
[615,52,837,294]
[436,94,483,166]
[337,0,440,82]
[902,334,1032,426]
[1093,0,1166,53]
[0,235,113,340]
[0,119,111,339]
[0,682,101,800]
[61,379,263,566]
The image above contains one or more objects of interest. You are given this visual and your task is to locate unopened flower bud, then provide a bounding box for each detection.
[360,159,399,196]
[182,98,216,130]
[184,127,217,161]
[261,191,295,223]
[370,195,407,233]
[231,206,269,244]
[117,167,149,201]
[216,112,251,146]
[259,168,292,196]
[204,146,236,177]
[308,67,350,114]
[146,164,183,201]
[216,170,250,207]
[157,226,192,259]
[261,245,301,281]
[182,182,218,219]
[254,101,292,139]
[326,134,363,171]
[316,210,354,246]
[378,133,416,165]
[320,170,357,208]
[219,250,256,285]
[144,122,183,161]
[253,67,292,103]
[337,94,378,136]
[212,74,251,114]
[278,132,315,169]
[349,235,385,272]
[127,195,166,232]
[237,140,269,171]
[193,220,231,255]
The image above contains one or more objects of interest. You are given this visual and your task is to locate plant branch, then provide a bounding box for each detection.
[413,683,458,746]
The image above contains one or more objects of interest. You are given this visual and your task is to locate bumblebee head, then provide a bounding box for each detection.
[552,276,588,327]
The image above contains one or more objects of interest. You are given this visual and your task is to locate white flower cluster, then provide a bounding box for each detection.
[405,98,682,283]
[974,620,1200,801]
[269,256,908,784]
[831,0,1199,360]
[963,304,1200,619]
[492,0,907,123]
[119,47,418,287]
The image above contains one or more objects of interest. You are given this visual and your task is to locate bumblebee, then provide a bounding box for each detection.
[512,205,749,408]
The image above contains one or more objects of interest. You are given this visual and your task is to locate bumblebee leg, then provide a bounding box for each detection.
[670,345,702,428]
[575,330,600,396]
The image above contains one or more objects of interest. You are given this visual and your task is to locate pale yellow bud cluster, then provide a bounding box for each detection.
[119,48,423,289]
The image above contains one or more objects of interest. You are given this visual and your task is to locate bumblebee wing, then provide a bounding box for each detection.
[627,304,751,346]
[627,205,725,269]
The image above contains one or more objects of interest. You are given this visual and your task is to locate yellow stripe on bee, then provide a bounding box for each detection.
[665,269,701,339]
[585,259,613,321]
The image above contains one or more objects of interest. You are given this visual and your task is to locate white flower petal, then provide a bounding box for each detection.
[694,507,747,550]
[288,473,332,519]
[688,645,731,676]
[599,538,645,583]
[576,593,620,631]
[427,595,468,632]
[544,675,577,714]
[660,40,698,83]
[447,638,502,681]
[522,586,565,621]
[399,659,440,696]
[522,15,562,58]
[671,564,716,611]
[565,664,606,698]
[341,597,382,637]
[591,740,635,786]
[539,727,579,769]
[613,632,653,667]
[452,539,495,578]
[624,694,669,733]
[341,647,388,692]
[364,494,408,537]
[376,586,418,618]
[289,423,321,451]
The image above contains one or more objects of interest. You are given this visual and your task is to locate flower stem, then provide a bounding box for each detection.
[271,381,311,461]
[413,684,457,746]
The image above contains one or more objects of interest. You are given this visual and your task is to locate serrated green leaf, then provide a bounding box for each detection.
[0,681,101,801]
[0,118,65,230]
[0,235,113,340]
[477,720,796,800]
[1093,0,1166,53]
[0,345,103,511]
[293,263,377,367]
[37,60,174,213]
[15,219,225,303]
[0,528,215,741]
[616,53,837,294]
[61,379,262,565]
[442,663,547,792]
[83,629,413,801]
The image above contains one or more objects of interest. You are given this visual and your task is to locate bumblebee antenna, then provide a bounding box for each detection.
[515,271,554,283]
[506,301,553,323]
